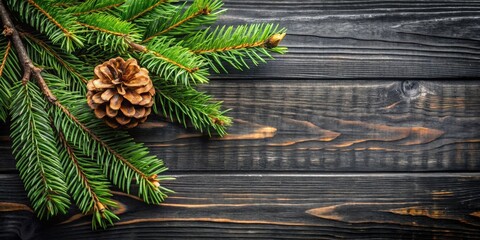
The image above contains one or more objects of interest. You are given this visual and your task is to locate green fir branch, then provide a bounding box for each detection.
[140,36,209,85]
[46,74,173,204]
[57,130,119,229]
[66,0,125,16]
[120,0,174,22]
[10,81,70,219]
[184,23,287,73]
[154,80,231,136]
[77,13,142,53]
[127,1,177,27]
[6,0,84,52]
[22,32,90,93]
[0,37,20,122]
[142,0,224,41]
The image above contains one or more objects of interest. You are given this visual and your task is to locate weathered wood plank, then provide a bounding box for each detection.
[1,173,479,239]
[211,0,480,80]
[1,81,479,172]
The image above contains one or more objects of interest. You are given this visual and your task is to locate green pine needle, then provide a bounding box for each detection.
[141,36,209,85]
[23,32,91,93]
[10,81,71,219]
[57,131,119,229]
[46,74,172,204]
[0,37,21,122]
[154,79,232,136]
[66,0,125,16]
[78,13,142,53]
[120,0,176,22]
[6,0,84,52]
[184,23,287,73]
[143,0,224,41]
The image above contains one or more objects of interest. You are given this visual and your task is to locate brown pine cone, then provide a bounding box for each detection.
[86,57,155,129]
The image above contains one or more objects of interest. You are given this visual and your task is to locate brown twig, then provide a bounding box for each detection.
[0,0,56,102]
[0,40,11,77]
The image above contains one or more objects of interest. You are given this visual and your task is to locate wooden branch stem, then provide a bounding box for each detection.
[0,0,56,102]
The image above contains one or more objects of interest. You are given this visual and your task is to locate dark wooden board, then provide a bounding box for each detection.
[1,0,480,239]
[2,81,480,172]
[1,174,480,239]
[210,0,480,80]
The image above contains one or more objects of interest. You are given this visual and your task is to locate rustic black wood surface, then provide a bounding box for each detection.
[1,0,480,239]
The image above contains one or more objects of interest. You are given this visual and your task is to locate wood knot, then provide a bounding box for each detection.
[401,80,420,98]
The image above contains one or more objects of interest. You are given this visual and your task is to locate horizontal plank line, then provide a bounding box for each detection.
[3,172,480,178]
[287,33,480,49]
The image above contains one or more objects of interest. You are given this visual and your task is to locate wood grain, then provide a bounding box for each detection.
[1,174,480,239]
[212,0,480,80]
[1,0,480,239]
[1,81,480,172]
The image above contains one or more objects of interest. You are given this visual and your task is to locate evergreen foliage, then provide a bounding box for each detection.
[0,0,286,229]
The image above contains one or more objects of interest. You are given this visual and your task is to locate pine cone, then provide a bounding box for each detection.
[87,57,155,129]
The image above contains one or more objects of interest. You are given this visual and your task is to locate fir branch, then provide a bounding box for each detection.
[121,0,173,22]
[66,0,125,16]
[127,1,177,26]
[21,32,89,92]
[0,39,12,122]
[45,74,172,204]
[142,0,224,42]
[183,23,287,73]
[77,13,141,52]
[0,36,21,81]
[57,130,119,229]
[0,12,71,214]
[134,36,209,85]
[10,82,70,219]
[0,35,21,122]
[6,0,84,52]
[154,80,231,136]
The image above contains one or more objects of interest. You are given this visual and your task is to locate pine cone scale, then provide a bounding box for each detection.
[120,102,135,117]
[106,106,117,118]
[124,91,143,105]
[87,57,155,128]
[133,107,146,119]
[109,94,122,110]
[101,89,115,101]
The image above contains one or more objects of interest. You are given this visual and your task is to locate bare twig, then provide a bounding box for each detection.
[0,0,56,102]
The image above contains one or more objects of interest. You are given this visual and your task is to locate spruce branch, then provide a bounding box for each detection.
[10,81,71,219]
[75,12,207,84]
[134,37,209,85]
[184,23,287,73]
[0,36,20,122]
[0,39,12,122]
[6,0,84,52]
[0,39,10,76]
[154,80,231,136]
[21,32,89,92]
[121,0,173,22]
[57,130,119,229]
[77,13,142,52]
[52,92,171,204]
[142,0,224,42]
[66,0,125,16]
[1,0,55,101]
[45,75,172,204]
